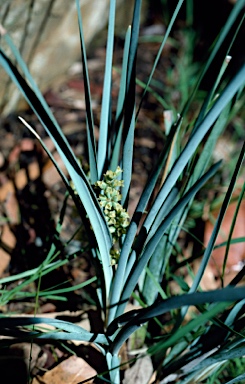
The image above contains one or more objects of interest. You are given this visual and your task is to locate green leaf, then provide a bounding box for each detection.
[97,0,116,177]
[141,64,245,235]
[110,26,131,171]
[222,182,245,280]
[118,162,221,313]
[136,0,185,118]
[189,140,245,294]
[181,0,245,118]
[109,286,245,354]
[0,48,113,298]
[121,0,142,205]
[121,111,135,205]
[75,0,98,183]
[147,301,233,358]
[0,317,109,344]
[225,373,245,384]
[108,121,179,323]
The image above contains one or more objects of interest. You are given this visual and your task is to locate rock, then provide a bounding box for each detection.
[0,0,140,115]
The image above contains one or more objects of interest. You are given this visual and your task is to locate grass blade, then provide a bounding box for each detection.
[222,182,245,281]
[142,64,245,233]
[190,140,245,294]
[121,111,135,205]
[0,317,109,344]
[225,373,245,384]
[108,121,180,322]
[75,0,98,183]
[109,286,245,354]
[0,48,113,298]
[108,127,176,321]
[110,26,131,171]
[136,0,185,118]
[121,0,142,205]
[118,162,221,315]
[181,0,245,117]
[97,0,116,177]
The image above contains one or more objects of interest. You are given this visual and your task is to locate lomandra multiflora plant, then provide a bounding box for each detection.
[0,0,245,382]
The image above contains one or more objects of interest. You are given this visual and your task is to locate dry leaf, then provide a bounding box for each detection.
[204,200,245,274]
[0,248,11,277]
[0,225,16,276]
[33,355,96,384]
[123,355,153,384]
[3,191,19,224]
[10,342,47,372]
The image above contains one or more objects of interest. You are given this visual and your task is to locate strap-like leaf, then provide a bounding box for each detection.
[141,64,245,236]
[0,317,109,344]
[118,162,221,314]
[190,140,245,294]
[108,121,179,323]
[97,0,116,177]
[0,49,113,297]
[136,0,184,118]
[75,0,98,183]
[109,286,245,354]
[181,0,245,118]
[110,26,131,171]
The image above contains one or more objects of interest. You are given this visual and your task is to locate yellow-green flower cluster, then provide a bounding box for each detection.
[95,167,130,243]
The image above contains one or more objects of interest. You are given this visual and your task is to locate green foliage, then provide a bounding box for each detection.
[0,0,244,382]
